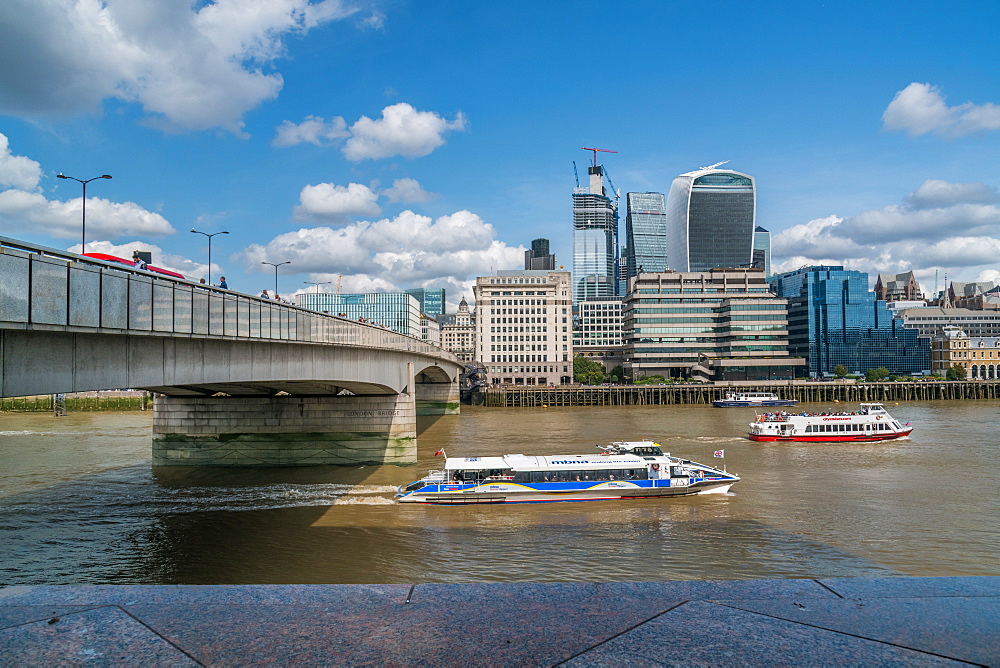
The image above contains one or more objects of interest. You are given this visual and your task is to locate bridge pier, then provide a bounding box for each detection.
[414,379,461,416]
[151,393,417,467]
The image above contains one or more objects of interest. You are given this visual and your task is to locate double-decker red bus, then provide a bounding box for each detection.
[83,252,186,279]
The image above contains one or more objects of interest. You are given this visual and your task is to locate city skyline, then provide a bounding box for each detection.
[1,1,999,309]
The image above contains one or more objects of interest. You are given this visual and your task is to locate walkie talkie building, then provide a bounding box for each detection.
[665,167,756,272]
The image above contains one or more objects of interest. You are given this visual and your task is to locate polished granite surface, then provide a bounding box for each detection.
[1,577,997,666]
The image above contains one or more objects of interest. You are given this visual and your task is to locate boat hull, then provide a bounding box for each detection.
[748,429,913,443]
[398,480,735,504]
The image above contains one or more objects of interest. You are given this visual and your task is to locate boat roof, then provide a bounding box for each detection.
[443,440,671,471]
[444,453,667,470]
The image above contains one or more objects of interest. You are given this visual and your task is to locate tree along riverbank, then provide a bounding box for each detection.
[1,391,151,413]
[473,380,1000,407]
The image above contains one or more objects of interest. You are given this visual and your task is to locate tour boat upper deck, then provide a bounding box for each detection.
[748,403,912,442]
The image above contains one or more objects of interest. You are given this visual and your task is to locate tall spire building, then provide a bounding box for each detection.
[664,166,756,272]
[572,164,618,303]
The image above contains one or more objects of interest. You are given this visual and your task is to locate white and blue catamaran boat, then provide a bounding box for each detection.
[395,440,739,504]
[713,392,798,408]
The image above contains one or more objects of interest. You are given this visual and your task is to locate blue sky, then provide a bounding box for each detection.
[2,0,999,307]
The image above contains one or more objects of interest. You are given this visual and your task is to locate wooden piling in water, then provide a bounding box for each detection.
[477,381,1000,408]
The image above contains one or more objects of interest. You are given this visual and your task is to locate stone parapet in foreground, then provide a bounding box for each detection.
[1,577,997,665]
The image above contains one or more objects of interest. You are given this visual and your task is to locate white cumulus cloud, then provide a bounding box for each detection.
[294,182,381,222]
[882,83,1000,138]
[771,179,1000,290]
[0,189,174,240]
[382,177,435,203]
[235,210,523,297]
[272,115,349,147]
[343,103,467,161]
[0,132,42,190]
[0,0,357,135]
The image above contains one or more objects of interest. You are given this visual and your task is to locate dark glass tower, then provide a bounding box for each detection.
[524,238,556,270]
[770,266,930,376]
[624,192,668,279]
[665,168,755,272]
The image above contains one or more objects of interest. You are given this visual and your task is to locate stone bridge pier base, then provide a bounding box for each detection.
[414,381,461,416]
[152,393,417,466]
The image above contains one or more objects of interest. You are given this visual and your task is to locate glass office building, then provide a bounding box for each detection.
[298,292,422,337]
[624,192,668,279]
[573,165,618,303]
[752,226,771,277]
[770,266,930,376]
[665,168,755,272]
[404,287,446,318]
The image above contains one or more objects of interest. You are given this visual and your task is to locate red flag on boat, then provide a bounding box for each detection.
[714,450,725,458]
[434,449,445,456]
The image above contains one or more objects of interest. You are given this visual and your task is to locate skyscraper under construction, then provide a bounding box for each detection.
[572,162,618,303]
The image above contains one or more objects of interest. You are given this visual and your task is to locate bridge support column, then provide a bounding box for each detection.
[152,393,416,467]
[415,381,461,416]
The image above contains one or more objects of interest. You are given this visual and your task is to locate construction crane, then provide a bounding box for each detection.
[572,161,580,187]
[336,274,343,296]
[602,165,621,209]
[581,146,617,167]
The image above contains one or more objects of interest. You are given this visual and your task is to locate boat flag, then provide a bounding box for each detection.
[713,450,725,458]
[434,449,446,457]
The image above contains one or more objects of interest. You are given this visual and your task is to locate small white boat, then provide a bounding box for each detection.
[748,403,913,442]
[713,392,797,407]
[395,440,739,504]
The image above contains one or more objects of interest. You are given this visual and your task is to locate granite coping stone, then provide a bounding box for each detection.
[0,577,995,666]
[716,595,1000,666]
[561,600,966,667]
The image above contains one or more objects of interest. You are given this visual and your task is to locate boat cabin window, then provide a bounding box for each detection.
[630,446,664,456]
[451,469,512,482]
[513,468,649,483]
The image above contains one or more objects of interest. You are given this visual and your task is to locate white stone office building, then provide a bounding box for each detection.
[439,296,476,363]
[474,270,574,386]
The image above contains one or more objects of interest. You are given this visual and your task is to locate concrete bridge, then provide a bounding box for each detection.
[0,236,463,467]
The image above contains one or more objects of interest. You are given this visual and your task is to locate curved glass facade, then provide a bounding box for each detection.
[664,169,756,272]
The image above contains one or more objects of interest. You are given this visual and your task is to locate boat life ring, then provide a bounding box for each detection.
[651,463,660,471]
[876,415,882,420]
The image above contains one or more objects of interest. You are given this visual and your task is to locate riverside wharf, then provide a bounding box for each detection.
[475,379,1000,407]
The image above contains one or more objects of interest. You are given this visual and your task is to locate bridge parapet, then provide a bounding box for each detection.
[0,235,456,361]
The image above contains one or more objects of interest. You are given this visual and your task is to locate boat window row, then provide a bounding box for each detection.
[804,423,894,433]
[450,468,651,483]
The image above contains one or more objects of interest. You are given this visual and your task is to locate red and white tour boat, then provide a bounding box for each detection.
[747,403,913,442]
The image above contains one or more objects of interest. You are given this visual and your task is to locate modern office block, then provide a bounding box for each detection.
[404,287,446,318]
[572,297,624,369]
[752,225,771,276]
[573,165,618,302]
[623,268,803,381]
[298,292,422,337]
[473,269,574,386]
[624,192,668,278]
[665,167,755,272]
[770,266,930,376]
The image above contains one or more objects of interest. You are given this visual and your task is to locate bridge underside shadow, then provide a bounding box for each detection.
[2,331,460,467]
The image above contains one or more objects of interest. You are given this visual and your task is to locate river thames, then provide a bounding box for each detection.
[1,400,997,585]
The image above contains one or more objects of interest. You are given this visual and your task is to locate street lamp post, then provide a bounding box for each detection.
[56,173,112,254]
[190,229,229,285]
[262,260,291,295]
[303,281,332,293]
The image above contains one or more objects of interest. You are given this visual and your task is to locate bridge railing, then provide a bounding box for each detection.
[0,236,456,361]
